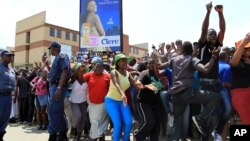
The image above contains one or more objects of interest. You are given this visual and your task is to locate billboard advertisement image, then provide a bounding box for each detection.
[80,0,122,52]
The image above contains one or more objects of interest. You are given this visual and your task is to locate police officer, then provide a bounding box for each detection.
[0,50,15,141]
[48,42,70,141]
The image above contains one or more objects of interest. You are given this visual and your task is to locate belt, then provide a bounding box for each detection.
[200,78,219,84]
[0,92,11,96]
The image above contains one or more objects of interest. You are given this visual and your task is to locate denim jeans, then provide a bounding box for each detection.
[48,85,67,134]
[0,95,12,132]
[171,88,220,141]
[130,86,139,120]
[160,90,172,113]
[215,87,232,134]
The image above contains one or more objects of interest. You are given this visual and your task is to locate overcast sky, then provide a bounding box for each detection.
[0,0,249,50]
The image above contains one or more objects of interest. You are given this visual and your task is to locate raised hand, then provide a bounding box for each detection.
[34,61,38,67]
[243,33,250,43]
[45,59,49,66]
[215,5,223,13]
[158,42,165,50]
[211,46,221,58]
[206,2,213,12]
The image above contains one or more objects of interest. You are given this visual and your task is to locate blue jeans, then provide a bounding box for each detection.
[0,95,12,132]
[215,87,232,134]
[130,86,139,119]
[105,97,132,141]
[160,90,172,113]
[48,85,67,134]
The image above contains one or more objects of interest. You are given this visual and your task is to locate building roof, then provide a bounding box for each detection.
[132,43,148,50]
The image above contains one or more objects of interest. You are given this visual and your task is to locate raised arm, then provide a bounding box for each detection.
[215,5,226,44]
[230,33,250,67]
[199,2,212,45]
[94,15,105,36]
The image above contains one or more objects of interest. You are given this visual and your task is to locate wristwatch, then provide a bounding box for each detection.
[57,86,62,90]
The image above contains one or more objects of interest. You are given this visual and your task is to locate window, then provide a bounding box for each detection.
[65,31,70,40]
[25,32,30,43]
[57,29,62,38]
[133,48,137,54]
[136,48,139,54]
[73,34,77,41]
[130,47,133,53]
[50,28,55,37]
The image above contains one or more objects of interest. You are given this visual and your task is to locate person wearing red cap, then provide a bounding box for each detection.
[230,33,250,124]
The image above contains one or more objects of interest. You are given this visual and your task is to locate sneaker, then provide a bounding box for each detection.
[37,126,43,130]
[192,116,207,136]
[9,117,17,123]
[212,132,222,141]
[41,125,47,130]
[23,121,28,124]
[28,122,32,126]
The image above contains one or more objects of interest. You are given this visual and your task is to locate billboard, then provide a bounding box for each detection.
[80,0,123,52]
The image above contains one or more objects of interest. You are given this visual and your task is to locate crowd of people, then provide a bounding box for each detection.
[1,2,250,141]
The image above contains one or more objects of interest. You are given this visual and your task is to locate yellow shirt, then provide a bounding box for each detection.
[107,70,130,101]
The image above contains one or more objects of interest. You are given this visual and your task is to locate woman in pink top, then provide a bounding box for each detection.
[31,69,49,130]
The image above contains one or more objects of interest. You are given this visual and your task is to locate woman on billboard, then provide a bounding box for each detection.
[82,0,112,52]
[82,1,104,44]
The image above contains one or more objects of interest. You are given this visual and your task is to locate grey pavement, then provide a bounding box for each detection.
[4,122,170,141]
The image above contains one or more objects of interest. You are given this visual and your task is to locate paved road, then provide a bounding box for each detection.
[4,122,169,141]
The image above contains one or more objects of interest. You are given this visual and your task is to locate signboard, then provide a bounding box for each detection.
[51,44,72,64]
[80,0,123,52]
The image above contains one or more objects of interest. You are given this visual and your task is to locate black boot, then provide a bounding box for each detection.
[58,131,68,141]
[48,134,57,141]
[0,131,6,141]
[99,135,105,141]
[69,127,77,137]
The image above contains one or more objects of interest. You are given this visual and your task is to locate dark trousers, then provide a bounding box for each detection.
[18,97,28,122]
[199,80,229,140]
[172,88,220,141]
[27,94,35,122]
[134,102,161,141]
[48,85,67,134]
[0,95,12,132]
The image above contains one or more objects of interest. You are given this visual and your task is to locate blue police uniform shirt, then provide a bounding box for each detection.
[48,53,70,83]
[219,61,232,83]
[162,68,172,88]
[0,62,16,92]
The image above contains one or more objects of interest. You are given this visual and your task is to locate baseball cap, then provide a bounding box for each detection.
[48,41,61,49]
[1,50,14,56]
[91,56,103,65]
[74,62,89,72]
[114,53,132,65]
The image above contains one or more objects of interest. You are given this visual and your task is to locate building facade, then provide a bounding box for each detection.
[14,11,148,67]
[14,11,79,67]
